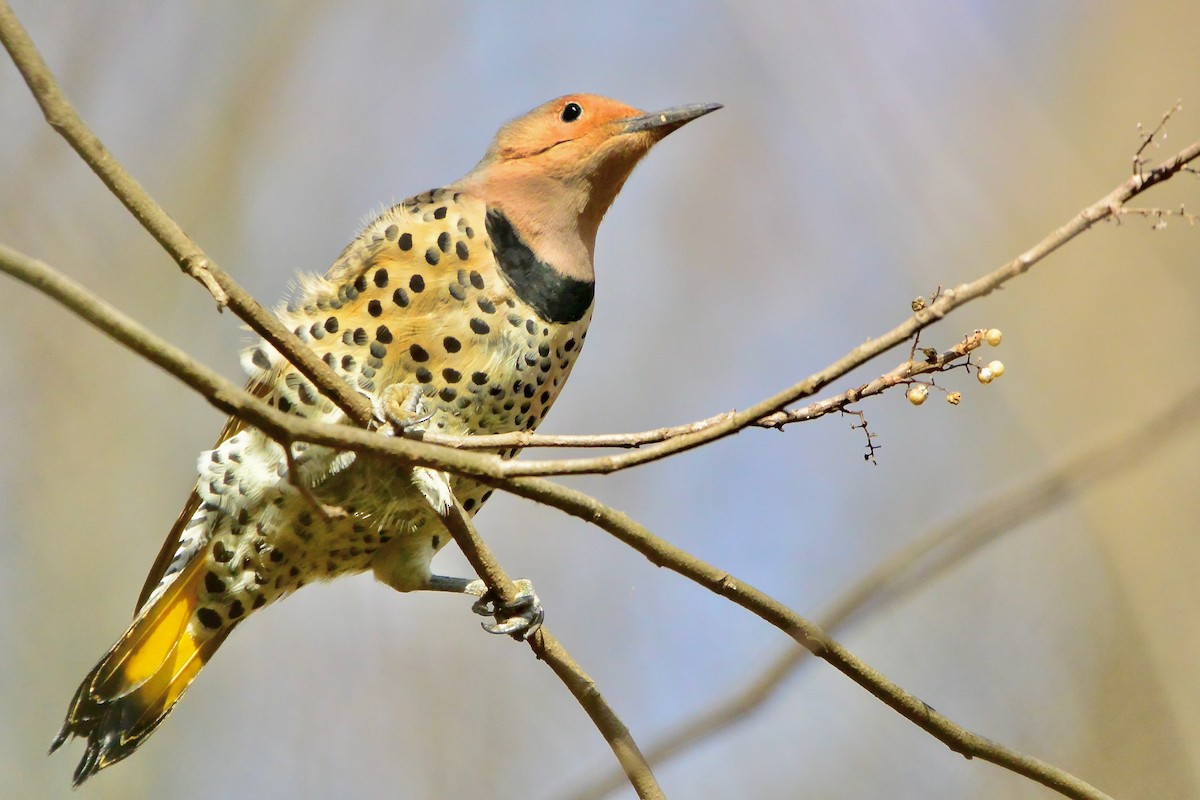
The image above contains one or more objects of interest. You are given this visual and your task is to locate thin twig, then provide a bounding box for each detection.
[496,477,1115,800]
[566,385,1200,800]
[0,6,657,790]
[1133,101,1182,178]
[438,498,663,799]
[0,244,1114,800]
[0,0,374,429]
[282,442,346,522]
[420,411,740,450]
[7,6,1195,792]
[479,139,1200,478]
[1114,205,1199,228]
[422,331,987,453]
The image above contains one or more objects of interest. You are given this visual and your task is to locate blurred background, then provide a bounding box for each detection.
[2,2,1199,798]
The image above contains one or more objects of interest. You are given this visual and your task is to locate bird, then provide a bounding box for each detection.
[51,94,720,784]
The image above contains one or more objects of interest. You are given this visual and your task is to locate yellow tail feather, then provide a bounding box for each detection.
[53,554,237,785]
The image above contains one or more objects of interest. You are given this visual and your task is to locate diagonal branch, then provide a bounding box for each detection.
[565,384,1200,800]
[421,140,1199,477]
[0,240,663,797]
[495,476,1115,800]
[0,0,374,430]
[0,243,1114,800]
[419,329,989,451]
[437,498,662,799]
[0,7,658,790]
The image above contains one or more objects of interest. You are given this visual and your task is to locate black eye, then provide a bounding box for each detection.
[561,102,582,123]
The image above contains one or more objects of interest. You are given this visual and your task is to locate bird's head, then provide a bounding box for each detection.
[461,95,720,274]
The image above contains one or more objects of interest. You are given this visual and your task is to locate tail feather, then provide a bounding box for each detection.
[52,555,236,785]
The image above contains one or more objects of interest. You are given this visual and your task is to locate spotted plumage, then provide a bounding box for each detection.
[53,94,720,785]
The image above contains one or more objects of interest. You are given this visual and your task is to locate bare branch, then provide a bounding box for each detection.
[1133,100,1182,178]
[566,385,1200,800]
[0,243,1114,800]
[437,499,663,798]
[453,136,1200,478]
[422,330,989,453]
[1114,205,1199,228]
[0,243,662,798]
[421,411,740,450]
[8,6,1194,793]
[0,0,374,429]
[497,477,1115,800]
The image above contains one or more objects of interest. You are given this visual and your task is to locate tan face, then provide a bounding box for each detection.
[466,95,720,271]
[489,94,649,166]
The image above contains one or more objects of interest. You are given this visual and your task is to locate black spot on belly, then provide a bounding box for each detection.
[205,571,226,594]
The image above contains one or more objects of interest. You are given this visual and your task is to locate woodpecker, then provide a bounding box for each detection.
[52,94,720,784]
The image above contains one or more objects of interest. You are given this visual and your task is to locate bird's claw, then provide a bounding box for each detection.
[373,384,433,435]
[468,578,543,640]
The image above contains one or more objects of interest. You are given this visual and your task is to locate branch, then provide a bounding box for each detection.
[435,138,1199,478]
[0,232,664,799]
[0,7,658,785]
[0,0,374,429]
[0,243,1113,800]
[10,5,1191,792]
[496,479,1114,800]
[566,384,1200,800]
[437,498,663,799]
[419,330,989,452]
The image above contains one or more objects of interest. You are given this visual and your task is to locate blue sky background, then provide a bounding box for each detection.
[2,2,1199,798]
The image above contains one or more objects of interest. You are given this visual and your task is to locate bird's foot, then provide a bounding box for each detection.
[465,578,544,640]
[373,384,433,435]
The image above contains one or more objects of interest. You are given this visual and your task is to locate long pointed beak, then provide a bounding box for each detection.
[620,102,723,134]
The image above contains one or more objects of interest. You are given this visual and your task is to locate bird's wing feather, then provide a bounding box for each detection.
[133,381,269,613]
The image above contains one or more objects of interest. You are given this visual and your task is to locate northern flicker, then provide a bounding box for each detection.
[51,94,719,784]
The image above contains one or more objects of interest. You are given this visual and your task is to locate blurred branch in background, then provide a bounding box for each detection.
[566,383,1200,800]
[4,1,1200,798]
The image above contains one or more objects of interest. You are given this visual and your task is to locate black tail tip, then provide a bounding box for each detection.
[72,744,104,787]
[50,722,103,787]
[48,728,69,756]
